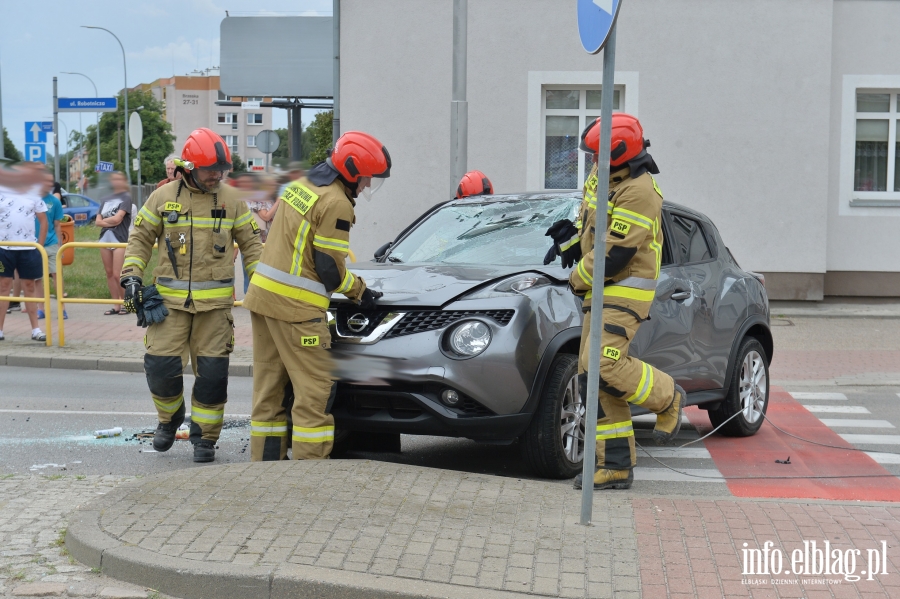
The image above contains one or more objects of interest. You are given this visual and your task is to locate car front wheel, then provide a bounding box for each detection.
[707,337,769,437]
[522,354,585,478]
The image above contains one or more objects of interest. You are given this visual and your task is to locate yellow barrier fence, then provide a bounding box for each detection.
[0,241,52,347]
[54,242,357,346]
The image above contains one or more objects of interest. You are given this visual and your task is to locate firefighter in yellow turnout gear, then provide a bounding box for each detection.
[244,131,391,461]
[120,128,262,463]
[547,114,685,490]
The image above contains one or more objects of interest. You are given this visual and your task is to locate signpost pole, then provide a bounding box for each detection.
[580,23,617,527]
[53,77,59,181]
[450,0,468,196]
[332,0,341,144]
[137,146,142,207]
[0,52,5,161]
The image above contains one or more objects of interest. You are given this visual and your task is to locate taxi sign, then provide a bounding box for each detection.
[577,0,622,54]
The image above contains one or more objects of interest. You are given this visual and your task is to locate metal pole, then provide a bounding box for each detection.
[53,77,59,180]
[450,0,468,195]
[290,104,302,159]
[78,112,82,191]
[580,25,616,526]
[332,0,340,144]
[61,73,99,165]
[82,27,129,183]
[55,119,68,189]
[137,145,141,207]
[0,51,5,161]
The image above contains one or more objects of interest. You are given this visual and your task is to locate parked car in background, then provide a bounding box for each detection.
[326,192,773,479]
[61,194,100,226]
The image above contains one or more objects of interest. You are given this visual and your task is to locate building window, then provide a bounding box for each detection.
[247,135,257,148]
[224,136,239,153]
[217,91,232,101]
[854,92,900,194]
[218,113,238,124]
[247,113,263,125]
[246,97,263,102]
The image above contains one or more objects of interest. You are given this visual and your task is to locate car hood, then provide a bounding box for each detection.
[340,262,569,307]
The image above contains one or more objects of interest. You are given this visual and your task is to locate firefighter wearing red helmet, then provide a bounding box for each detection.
[455,170,493,199]
[547,113,686,491]
[120,128,263,463]
[243,131,391,461]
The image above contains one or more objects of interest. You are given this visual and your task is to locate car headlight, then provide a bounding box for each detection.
[465,274,551,300]
[446,320,492,358]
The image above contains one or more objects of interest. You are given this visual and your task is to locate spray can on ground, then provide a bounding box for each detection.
[95,427,123,438]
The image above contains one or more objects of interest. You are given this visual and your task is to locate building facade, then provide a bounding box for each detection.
[339,0,900,299]
[133,68,274,171]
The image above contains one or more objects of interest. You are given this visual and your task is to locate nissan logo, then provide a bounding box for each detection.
[347,313,369,333]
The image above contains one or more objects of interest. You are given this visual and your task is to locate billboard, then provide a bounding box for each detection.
[220,16,334,98]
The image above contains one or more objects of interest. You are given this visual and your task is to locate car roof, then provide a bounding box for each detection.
[446,192,711,223]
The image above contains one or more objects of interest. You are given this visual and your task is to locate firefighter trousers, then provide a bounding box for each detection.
[249,312,335,461]
[580,304,675,470]
[143,307,235,442]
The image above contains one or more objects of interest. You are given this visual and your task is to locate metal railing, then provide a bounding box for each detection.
[0,242,52,347]
[54,242,357,346]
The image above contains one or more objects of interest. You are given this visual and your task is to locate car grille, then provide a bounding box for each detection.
[384,310,514,339]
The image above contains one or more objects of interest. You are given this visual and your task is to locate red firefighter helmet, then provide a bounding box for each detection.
[331,131,391,183]
[579,113,644,167]
[179,128,232,171]
[455,170,493,199]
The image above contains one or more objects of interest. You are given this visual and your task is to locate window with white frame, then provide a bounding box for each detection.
[854,91,900,195]
[223,135,239,153]
[245,96,263,102]
[542,86,622,189]
[218,112,238,124]
[247,135,257,148]
[247,113,263,125]
[246,158,264,167]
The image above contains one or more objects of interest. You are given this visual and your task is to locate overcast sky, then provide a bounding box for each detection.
[0,0,332,155]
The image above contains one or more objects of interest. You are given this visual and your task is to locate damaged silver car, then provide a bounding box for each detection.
[328,192,772,479]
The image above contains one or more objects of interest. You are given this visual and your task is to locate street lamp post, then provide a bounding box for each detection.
[56,119,69,190]
[82,26,129,184]
[61,72,100,166]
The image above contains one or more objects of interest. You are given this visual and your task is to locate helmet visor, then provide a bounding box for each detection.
[359,176,384,202]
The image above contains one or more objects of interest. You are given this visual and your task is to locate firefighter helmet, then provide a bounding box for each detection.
[579,113,645,167]
[455,170,493,199]
[331,131,391,183]
[178,128,232,172]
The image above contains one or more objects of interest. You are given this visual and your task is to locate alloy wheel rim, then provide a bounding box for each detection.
[739,350,767,423]
[560,373,586,463]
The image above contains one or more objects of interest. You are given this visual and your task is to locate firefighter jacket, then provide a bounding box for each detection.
[121,179,263,313]
[242,176,367,323]
[570,165,664,314]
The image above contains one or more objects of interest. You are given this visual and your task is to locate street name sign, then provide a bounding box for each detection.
[577,0,622,54]
[58,97,118,112]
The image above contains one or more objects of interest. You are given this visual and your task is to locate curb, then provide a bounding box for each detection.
[65,478,536,599]
[0,353,253,377]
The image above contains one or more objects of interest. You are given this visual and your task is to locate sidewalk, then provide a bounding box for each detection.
[49,461,899,599]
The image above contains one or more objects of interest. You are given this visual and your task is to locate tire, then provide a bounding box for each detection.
[522,354,584,478]
[708,337,769,437]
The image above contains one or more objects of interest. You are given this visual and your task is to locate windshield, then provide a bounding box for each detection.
[388,196,580,266]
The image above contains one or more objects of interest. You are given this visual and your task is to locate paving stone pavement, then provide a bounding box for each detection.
[0,475,179,599]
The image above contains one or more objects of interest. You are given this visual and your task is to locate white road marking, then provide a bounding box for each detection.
[804,405,871,414]
[637,447,712,459]
[820,419,896,429]
[634,467,723,482]
[866,452,900,465]
[788,392,847,401]
[839,434,900,445]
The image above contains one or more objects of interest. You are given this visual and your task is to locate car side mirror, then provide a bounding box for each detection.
[374,241,392,260]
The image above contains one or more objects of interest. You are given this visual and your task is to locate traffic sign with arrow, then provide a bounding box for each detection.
[577,0,621,54]
[25,122,52,143]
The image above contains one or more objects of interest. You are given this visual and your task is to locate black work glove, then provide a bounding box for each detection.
[359,288,383,311]
[137,285,169,328]
[544,219,582,269]
[122,277,143,315]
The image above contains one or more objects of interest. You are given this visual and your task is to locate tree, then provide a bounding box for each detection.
[82,89,175,184]
[2,128,22,162]
[306,111,334,165]
[231,153,247,173]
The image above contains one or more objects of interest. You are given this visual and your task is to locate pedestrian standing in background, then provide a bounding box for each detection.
[0,163,51,342]
[36,181,67,320]
[240,175,280,293]
[277,161,305,199]
[156,156,182,189]
[95,171,133,315]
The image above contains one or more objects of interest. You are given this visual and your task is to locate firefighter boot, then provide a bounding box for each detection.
[152,401,185,452]
[653,384,686,445]
[574,466,634,490]
[193,439,216,463]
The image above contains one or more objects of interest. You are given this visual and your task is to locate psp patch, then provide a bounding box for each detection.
[603,346,622,361]
[163,202,183,212]
[610,219,631,238]
[301,336,319,347]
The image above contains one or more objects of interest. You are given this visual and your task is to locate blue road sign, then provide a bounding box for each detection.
[577,0,622,54]
[57,97,118,112]
[95,161,115,173]
[25,144,46,163]
[25,122,51,143]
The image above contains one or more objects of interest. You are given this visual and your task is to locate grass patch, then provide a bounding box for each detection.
[75,475,86,480]
[0,473,14,480]
[147,591,162,599]
[90,567,101,574]
[10,568,26,580]
[43,474,65,481]
[63,225,165,300]
[53,528,67,547]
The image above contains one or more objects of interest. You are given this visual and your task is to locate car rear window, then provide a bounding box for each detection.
[388,197,580,266]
